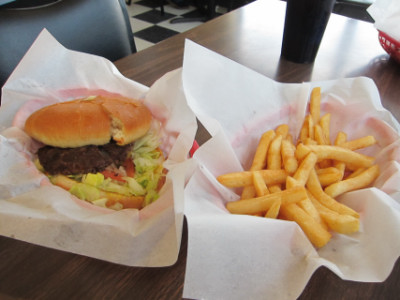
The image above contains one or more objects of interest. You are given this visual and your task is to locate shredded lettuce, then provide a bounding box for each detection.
[130,128,164,205]
[124,177,146,195]
[92,198,108,208]
[82,173,104,187]
[82,172,132,196]
[69,183,101,202]
[133,131,160,152]
[100,178,132,196]
[144,189,159,207]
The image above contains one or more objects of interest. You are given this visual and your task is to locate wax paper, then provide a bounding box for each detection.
[368,0,400,41]
[181,40,400,300]
[0,29,198,267]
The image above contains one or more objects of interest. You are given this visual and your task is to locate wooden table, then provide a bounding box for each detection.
[0,0,399,299]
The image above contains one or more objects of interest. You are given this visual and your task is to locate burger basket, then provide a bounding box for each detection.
[0,30,198,268]
[378,30,400,63]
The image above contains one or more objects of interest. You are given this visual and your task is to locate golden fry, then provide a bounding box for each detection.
[309,87,321,124]
[250,130,275,171]
[333,131,347,180]
[340,135,377,151]
[268,134,284,191]
[319,113,331,144]
[308,192,359,234]
[269,185,282,193]
[298,197,326,228]
[299,115,314,143]
[304,138,317,146]
[267,135,283,170]
[226,186,307,215]
[275,124,289,139]
[281,139,298,174]
[302,144,375,168]
[241,185,256,200]
[295,143,311,160]
[345,167,366,179]
[306,115,315,140]
[314,124,329,145]
[280,203,331,248]
[286,134,294,143]
[241,130,275,199]
[265,200,281,219]
[334,131,347,145]
[293,152,317,186]
[299,123,308,144]
[320,211,360,234]
[287,175,327,229]
[324,165,380,198]
[217,169,287,188]
[306,169,359,218]
[314,123,331,168]
[285,175,299,188]
[316,167,342,186]
[252,171,270,197]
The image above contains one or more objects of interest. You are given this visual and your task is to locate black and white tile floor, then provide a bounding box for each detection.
[126,0,227,51]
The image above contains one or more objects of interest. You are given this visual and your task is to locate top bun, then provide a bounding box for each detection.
[24,95,152,148]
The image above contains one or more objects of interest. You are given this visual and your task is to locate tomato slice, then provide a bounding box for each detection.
[101,158,135,182]
[124,158,135,178]
[101,170,126,182]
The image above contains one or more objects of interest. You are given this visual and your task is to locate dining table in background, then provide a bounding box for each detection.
[0,0,399,299]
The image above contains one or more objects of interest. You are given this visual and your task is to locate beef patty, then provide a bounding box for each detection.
[38,141,133,175]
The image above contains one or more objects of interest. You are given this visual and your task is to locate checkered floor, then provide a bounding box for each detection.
[126,0,227,51]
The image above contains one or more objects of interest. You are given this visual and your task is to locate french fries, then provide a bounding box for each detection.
[252,171,270,196]
[309,87,321,124]
[241,130,275,199]
[296,144,375,168]
[217,169,287,187]
[281,139,298,174]
[324,165,380,198]
[226,186,308,214]
[218,87,380,248]
[280,203,332,248]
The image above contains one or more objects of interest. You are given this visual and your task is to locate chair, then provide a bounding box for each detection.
[170,0,217,23]
[125,0,165,16]
[0,0,137,90]
[333,0,374,22]
[168,0,251,24]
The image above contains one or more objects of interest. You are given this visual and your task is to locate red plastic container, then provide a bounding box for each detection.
[378,31,400,63]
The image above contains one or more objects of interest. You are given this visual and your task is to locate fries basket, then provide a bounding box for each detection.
[378,30,400,63]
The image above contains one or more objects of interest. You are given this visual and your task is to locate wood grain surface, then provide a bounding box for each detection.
[1,0,399,299]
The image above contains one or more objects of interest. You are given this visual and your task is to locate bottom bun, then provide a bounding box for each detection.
[50,175,145,210]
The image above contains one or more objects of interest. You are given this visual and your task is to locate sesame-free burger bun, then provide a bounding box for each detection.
[24,95,152,148]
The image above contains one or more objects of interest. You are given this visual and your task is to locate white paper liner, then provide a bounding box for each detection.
[0,30,198,267]
[368,0,400,41]
[181,40,400,300]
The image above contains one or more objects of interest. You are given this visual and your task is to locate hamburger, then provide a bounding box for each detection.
[24,95,165,210]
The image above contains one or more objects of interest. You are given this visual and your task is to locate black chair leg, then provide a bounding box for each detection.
[170,0,216,23]
[160,0,164,15]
